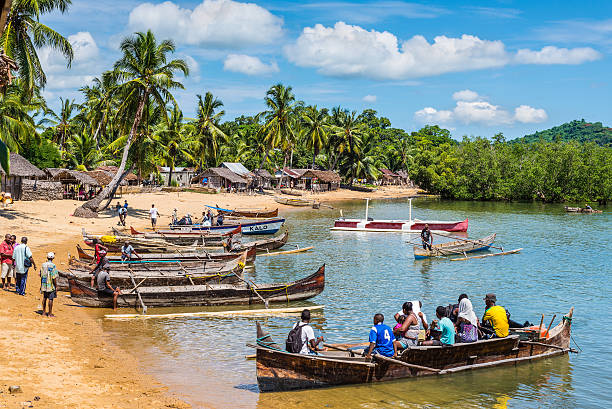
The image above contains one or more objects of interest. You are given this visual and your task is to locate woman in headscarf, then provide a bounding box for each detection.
[456,294,478,342]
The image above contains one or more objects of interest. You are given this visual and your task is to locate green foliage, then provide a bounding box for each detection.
[514,119,612,146]
[20,137,61,169]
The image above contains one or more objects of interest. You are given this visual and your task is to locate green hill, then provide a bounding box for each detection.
[513,120,612,146]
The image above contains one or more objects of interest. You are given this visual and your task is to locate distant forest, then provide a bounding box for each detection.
[512,119,612,147]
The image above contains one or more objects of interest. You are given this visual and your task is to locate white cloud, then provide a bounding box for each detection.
[514,105,548,123]
[223,54,279,75]
[415,91,548,126]
[285,22,600,80]
[362,94,377,102]
[128,0,283,48]
[452,89,479,101]
[515,46,601,64]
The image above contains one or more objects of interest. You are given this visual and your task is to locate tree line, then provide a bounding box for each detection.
[0,0,610,209]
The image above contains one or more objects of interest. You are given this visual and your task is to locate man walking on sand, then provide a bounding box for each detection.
[40,252,59,317]
[149,204,159,229]
[0,234,14,289]
[13,237,36,296]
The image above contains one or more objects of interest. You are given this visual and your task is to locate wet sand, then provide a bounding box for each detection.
[0,186,416,408]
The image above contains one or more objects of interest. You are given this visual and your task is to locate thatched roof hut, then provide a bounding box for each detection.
[0,153,45,178]
[193,167,247,189]
[45,168,99,186]
[301,169,341,184]
[95,166,138,184]
[86,170,113,186]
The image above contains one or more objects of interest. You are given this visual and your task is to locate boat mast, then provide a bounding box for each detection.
[409,198,412,222]
[365,198,370,220]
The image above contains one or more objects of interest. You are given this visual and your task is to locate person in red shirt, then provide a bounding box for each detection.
[0,234,15,289]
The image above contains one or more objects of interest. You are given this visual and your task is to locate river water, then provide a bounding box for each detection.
[96,199,611,408]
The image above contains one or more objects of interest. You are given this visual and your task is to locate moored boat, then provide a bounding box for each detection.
[274,196,312,207]
[331,199,468,233]
[564,206,602,213]
[280,188,303,196]
[68,264,326,308]
[413,233,496,259]
[253,308,574,392]
[209,205,279,218]
[169,217,286,235]
[75,244,256,263]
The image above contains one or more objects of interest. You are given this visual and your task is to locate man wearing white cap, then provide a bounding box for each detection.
[40,252,59,317]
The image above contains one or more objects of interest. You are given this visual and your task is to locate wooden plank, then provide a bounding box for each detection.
[373,354,441,373]
[450,248,522,261]
[104,305,325,320]
[438,349,566,374]
[258,246,314,257]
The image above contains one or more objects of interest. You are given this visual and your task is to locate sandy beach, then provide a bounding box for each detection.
[0,186,416,408]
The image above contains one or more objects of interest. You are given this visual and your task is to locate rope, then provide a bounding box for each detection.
[570,334,583,352]
[256,335,283,351]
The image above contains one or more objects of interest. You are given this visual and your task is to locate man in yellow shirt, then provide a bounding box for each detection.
[481,293,509,338]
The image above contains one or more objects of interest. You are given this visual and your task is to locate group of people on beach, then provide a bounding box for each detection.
[0,234,60,317]
[289,293,522,357]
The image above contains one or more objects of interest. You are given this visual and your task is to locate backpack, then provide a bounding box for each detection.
[286,322,306,353]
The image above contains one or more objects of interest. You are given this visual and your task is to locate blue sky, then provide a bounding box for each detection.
[40,0,612,139]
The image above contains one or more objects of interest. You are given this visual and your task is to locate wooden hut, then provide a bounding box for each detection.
[45,168,100,200]
[94,166,139,185]
[299,170,341,191]
[379,168,401,185]
[252,169,274,188]
[0,153,52,200]
[193,167,247,191]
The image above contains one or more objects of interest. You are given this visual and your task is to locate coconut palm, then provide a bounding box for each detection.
[329,109,365,172]
[64,130,103,170]
[76,30,188,214]
[194,92,226,169]
[47,97,79,153]
[152,105,195,186]
[301,105,329,169]
[258,83,297,170]
[1,0,73,94]
[0,79,38,153]
[80,72,118,147]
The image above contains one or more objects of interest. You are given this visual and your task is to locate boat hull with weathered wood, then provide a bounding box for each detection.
[280,189,303,196]
[213,206,279,218]
[564,206,602,213]
[274,196,312,207]
[236,230,289,252]
[413,233,496,259]
[67,264,325,308]
[169,218,286,235]
[75,244,256,263]
[254,308,573,392]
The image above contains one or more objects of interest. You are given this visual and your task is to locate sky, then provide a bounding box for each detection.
[39,0,612,140]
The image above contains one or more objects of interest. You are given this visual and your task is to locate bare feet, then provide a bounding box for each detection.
[48,314,56,318]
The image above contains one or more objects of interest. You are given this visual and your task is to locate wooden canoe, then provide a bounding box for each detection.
[217,208,279,218]
[564,206,602,213]
[280,189,303,196]
[237,230,289,252]
[413,233,496,259]
[274,196,312,207]
[67,264,325,308]
[75,244,256,263]
[253,308,574,392]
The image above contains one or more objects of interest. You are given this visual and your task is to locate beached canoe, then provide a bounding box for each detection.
[237,230,289,252]
[168,218,286,235]
[564,206,602,213]
[253,308,574,392]
[75,244,256,263]
[209,205,279,218]
[413,233,496,259]
[280,189,303,197]
[274,196,312,207]
[67,264,325,308]
[125,226,239,245]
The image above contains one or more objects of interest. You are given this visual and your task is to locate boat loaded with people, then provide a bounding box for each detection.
[68,264,325,308]
[413,233,496,259]
[252,307,574,392]
[331,199,468,233]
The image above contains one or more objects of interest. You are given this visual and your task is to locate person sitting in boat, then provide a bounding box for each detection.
[216,213,224,226]
[90,250,110,288]
[585,203,592,210]
[455,294,478,343]
[393,302,421,350]
[121,242,140,261]
[172,209,179,225]
[92,239,108,264]
[480,293,509,338]
[96,264,121,310]
[393,315,406,340]
[201,214,212,227]
[365,313,397,358]
[421,224,433,251]
[422,306,456,346]
[287,309,324,355]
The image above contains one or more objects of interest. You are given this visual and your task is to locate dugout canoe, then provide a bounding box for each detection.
[253,308,574,392]
[564,206,602,213]
[274,196,312,207]
[168,218,286,235]
[67,264,326,308]
[75,244,256,263]
[280,188,303,196]
[413,233,496,259]
[127,225,240,245]
[237,230,289,252]
[210,205,279,218]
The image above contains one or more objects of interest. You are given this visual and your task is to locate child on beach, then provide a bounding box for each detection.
[40,252,58,317]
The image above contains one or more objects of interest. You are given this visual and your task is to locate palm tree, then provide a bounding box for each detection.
[1,0,73,94]
[258,84,297,169]
[329,110,365,173]
[64,130,102,170]
[47,97,79,153]
[194,92,226,169]
[153,105,195,186]
[77,30,188,214]
[0,78,38,153]
[80,72,118,147]
[301,105,329,169]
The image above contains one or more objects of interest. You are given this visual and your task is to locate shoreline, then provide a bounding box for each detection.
[0,186,417,408]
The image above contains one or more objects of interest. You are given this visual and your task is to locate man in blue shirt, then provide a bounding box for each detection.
[423,306,456,346]
[365,313,397,358]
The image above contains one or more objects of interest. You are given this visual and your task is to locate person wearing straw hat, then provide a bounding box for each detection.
[40,252,59,317]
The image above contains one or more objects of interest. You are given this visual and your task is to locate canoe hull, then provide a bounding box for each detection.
[218,208,278,218]
[68,264,325,308]
[76,244,256,263]
[332,218,468,233]
[413,233,496,259]
[255,308,573,392]
[169,218,285,235]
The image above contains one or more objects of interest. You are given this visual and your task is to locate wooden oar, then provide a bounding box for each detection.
[449,248,522,261]
[432,232,505,252]
[258,246,314,257]
[543,315,556,339]
[322,343,357,357]
[127,267,147,314]
[373,354,441,373]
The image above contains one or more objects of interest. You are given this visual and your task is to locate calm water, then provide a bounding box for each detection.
[96,199,611,408]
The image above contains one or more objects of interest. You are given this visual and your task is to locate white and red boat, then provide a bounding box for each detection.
[331,199,468,233]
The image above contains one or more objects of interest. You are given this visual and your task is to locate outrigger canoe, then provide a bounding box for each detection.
[252,308,574,392]
[564,206,602,213]
[413,233,496,259]
[68,264,325,308]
